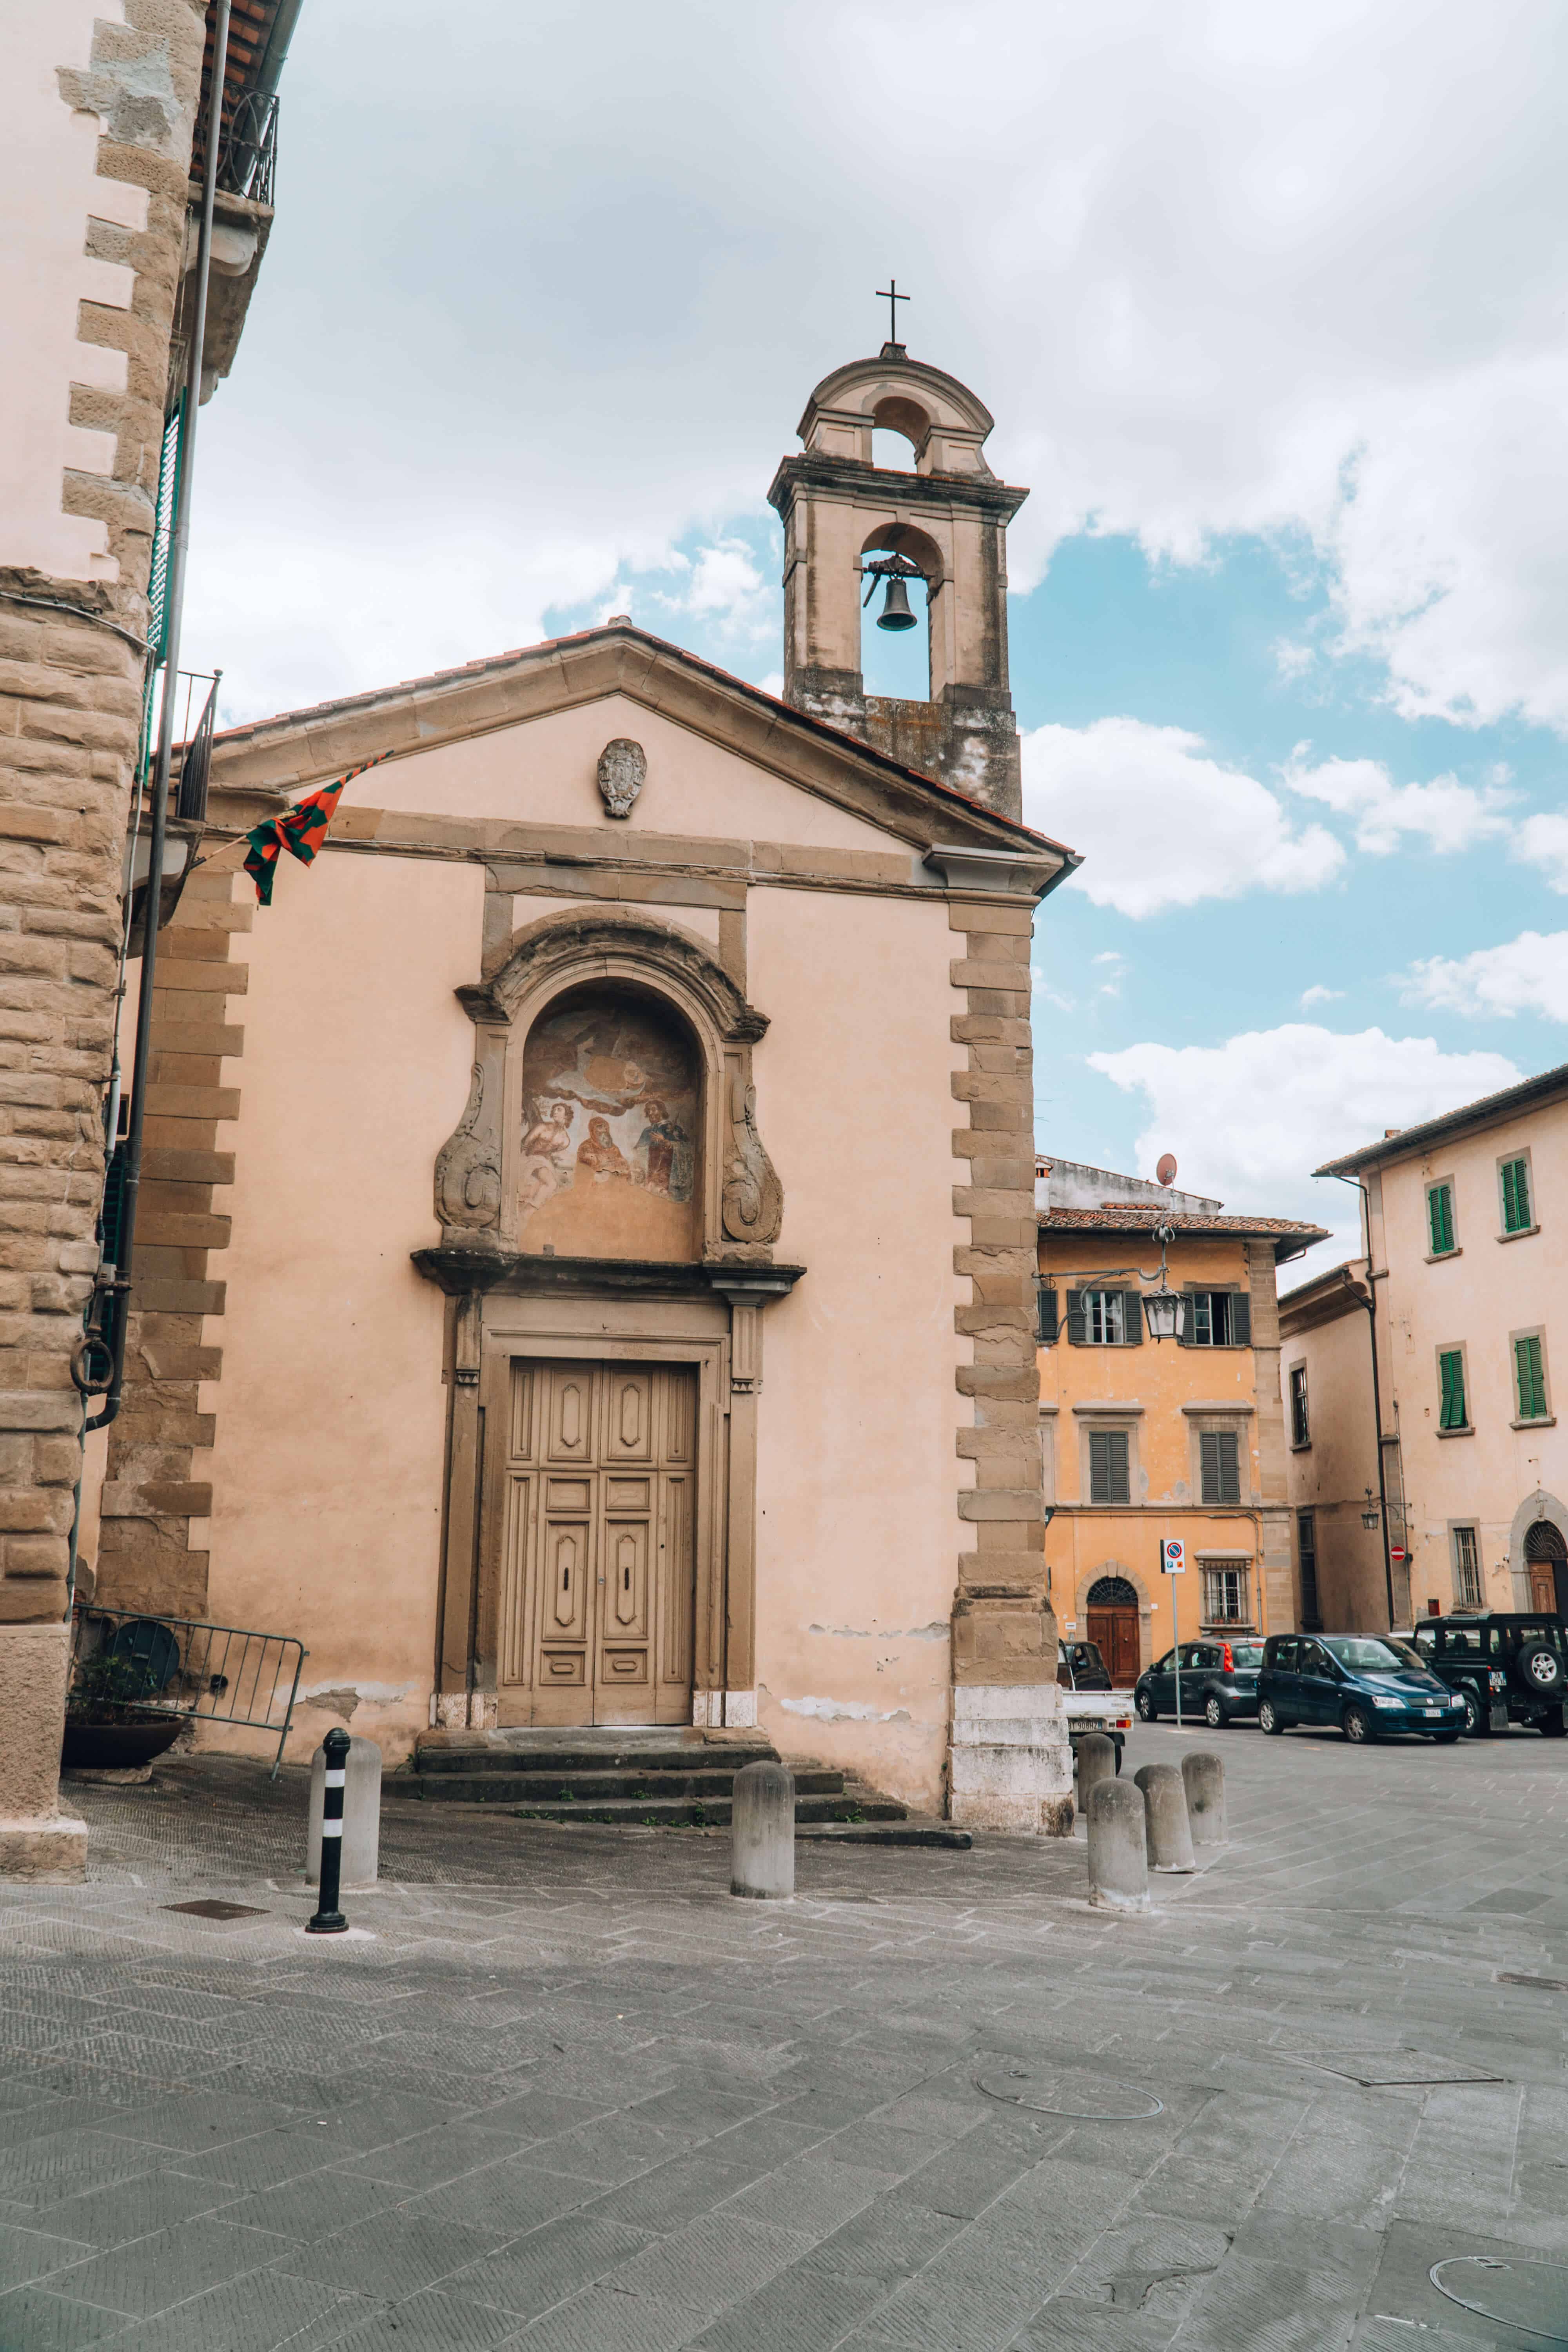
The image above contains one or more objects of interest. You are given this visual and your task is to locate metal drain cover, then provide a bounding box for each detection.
[975,2061,1162,2120]
[162,1900,268,1922]
[1431,2257,1568,2341]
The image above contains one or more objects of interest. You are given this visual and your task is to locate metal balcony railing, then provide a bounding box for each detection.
[219,88,278,205]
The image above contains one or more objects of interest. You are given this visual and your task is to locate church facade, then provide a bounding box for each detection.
[88,347,1079,1823]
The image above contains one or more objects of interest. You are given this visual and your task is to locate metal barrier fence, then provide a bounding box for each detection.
[71,1605,307,1778]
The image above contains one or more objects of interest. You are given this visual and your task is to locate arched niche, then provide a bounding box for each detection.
[860,519,944,703]
[433,909,783,1264]
[516,985,702,1263]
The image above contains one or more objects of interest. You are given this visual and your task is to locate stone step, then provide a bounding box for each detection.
[412,1736,778,1779]
[501,1790,909,1828]
[387,1764,847,1806]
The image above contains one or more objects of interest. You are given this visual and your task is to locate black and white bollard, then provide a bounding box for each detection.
[1087,1775,1149,1913]
[730,1758,795,1900]
[1181,1750,1227,1862]
[1076,1731,1117,1818]
[306,1726,350,1935]
[1133,1760,1196,1873]
[308,1734,382,1890]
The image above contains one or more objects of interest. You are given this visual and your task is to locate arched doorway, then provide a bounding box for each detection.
[1086,1575,1141,1684]
[1525,1521,1568,1616]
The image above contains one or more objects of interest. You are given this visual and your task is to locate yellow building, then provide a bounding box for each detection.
[1036,1159,1326,1679]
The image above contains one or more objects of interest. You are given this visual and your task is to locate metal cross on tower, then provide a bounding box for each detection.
[876,279,909,348]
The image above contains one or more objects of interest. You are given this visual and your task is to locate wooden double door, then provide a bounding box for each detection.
[1086,1603,1142,1685]
[497,1358,697,1725]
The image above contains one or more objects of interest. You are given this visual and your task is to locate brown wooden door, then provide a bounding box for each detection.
[1087,1606,1140,1685]
[498,1359,696,1726]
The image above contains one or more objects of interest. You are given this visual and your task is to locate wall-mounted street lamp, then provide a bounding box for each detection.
[1360,1487,1381,1531]
[1044,1221,1189,1343]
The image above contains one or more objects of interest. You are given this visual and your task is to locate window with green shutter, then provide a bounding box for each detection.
[1200,1428,1241,1504]
[1438,1348,1468,1430]
[1427,1182,1455,1256]
[1036,1284,1058,1345]
[1515,1334,1548,1420]
[1088,1428,1131,1504]
[1501,1156,1532,1234]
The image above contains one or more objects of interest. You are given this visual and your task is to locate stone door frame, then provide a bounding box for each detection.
[427,1267,799,1732]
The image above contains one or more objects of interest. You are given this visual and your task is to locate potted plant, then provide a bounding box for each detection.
[62,1650,187,1771]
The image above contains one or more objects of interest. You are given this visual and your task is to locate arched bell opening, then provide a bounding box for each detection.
[859,521,942,705]
[515,982,704,1265]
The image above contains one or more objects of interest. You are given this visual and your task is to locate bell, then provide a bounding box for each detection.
[877,573,918,631]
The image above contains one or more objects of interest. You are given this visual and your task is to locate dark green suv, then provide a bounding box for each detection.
[1408,1613,1567,1738]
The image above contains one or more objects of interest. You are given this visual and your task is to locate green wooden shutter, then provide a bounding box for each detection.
[1120,1287,1144,1346]
[1515,1335,1547,1419]
[1439,1350,1467,1430]
[1089,1428,1109,1500]
[1428,1184,1454,1254]
[1502,1158,1531,1233]
[1065,1289,1087,1345]
[1200,1430,1220,1503]
[1036,1285,1058,1345]
[1230,1291,1250,1347]
[1106,1429,1129,1502]
[1177,1290,1197,1346]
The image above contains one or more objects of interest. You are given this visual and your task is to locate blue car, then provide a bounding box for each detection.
[1258,1633,1467,1744]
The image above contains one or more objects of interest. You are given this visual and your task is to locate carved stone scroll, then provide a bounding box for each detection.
[721,1077,783,1247]
[434,1016,507,1247]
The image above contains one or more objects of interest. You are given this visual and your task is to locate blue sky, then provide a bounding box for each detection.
[183,0,1568,1267]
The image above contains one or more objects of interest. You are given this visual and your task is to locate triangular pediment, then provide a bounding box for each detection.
[205,621,1071,875]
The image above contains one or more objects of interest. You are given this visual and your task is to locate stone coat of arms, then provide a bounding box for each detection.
[597,738,646,819]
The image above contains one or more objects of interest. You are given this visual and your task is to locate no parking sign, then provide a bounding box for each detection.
[1161,1537,1186,1575]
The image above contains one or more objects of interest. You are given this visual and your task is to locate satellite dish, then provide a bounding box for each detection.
[1156,1153,1178,1188]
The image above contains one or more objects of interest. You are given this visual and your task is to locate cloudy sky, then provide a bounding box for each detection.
[185,0,1568,1266]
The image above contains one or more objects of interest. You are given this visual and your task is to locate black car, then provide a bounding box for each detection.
[1134,1639,1265,1728]
[1257,1632,1465,1742]
[1407,1613,1567,1737]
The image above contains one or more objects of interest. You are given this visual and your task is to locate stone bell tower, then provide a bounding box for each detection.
[767,340,1028,821]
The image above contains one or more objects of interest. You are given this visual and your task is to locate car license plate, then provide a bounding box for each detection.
[1423,1709,1439,1718]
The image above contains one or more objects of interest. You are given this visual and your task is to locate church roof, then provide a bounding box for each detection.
[207,617,1076,866]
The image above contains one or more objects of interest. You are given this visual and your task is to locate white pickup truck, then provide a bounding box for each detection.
[1058,1640,1133,1770]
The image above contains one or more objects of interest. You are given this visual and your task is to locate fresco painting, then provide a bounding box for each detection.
[517,994,699,1261]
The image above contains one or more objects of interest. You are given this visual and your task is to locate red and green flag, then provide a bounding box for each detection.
[242,751,392,904]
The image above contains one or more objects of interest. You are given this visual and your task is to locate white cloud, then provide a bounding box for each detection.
[1089,1024,1521,1254]
[1281,748,1514,855]
[1299,984,1343,1007]
[181,0,1568,734]
[1399,932,1568,1022]
[1092,951,1124,966]
[1023,719,1344,918]
[1273,639,1315,682]
[1514,811,1568,893]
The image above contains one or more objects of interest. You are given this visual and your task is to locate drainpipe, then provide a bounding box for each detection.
[1328,1173,1397,1630]
[83,0,232,1436]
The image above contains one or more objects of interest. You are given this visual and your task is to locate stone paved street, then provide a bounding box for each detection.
[0,1721,1565,2350]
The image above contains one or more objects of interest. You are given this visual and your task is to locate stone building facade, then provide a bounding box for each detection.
[0,0,294,1876]
[85,347,1086,1831]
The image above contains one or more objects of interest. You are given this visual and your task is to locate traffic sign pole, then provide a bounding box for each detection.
[1160,1536,1187,1728]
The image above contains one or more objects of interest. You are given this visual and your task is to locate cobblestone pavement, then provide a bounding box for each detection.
[0,1721,1564,2350]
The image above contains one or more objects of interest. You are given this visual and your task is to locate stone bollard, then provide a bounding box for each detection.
[308,1733,382,1891]
[1181,1750,1227,1861]
[1087,1775,1149,1913]
[1133,1761,1195,1873]
[1076,1731,1117,1819]
[730,1759,795,1900]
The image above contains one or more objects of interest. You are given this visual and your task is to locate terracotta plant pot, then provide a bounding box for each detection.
[62,1717,184,1771]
